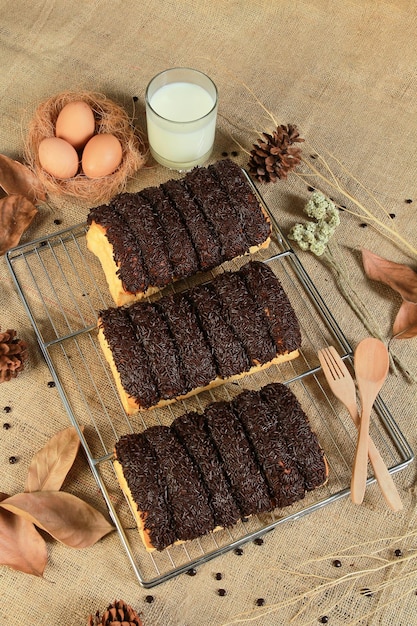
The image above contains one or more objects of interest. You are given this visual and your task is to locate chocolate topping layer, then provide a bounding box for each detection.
[100,261,301,409]
[115,382,326,551]
[205,401,273,516]
[144,425,214,542]
[127,302,188,401]
[260,383,327,491]
[159,292,217,390]
[210,159,271,246]
[173,411,241,528]
[241,261,302,353]
[184,166,248,260]
[113,192,173,288]
[99,307,159,408]
[87,203,148,294]
[188,283,250,378]
[115,433,176,551]
[162,178,222,270]
[233,389,305,507]
[140,186,199,279]
[213,271,277,365]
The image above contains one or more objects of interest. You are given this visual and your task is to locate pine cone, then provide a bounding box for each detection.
[0,328,28,383]
[248,124,304,183]
[88,599,143,626]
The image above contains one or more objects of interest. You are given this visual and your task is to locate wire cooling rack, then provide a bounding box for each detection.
[6,181,413,587]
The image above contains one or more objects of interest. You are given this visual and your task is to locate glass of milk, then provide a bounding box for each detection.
[145,67,218,170]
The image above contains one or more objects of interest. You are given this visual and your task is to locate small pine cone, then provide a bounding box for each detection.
[248,123,304,183]
[0,328,28,383]
[87,599,143,626]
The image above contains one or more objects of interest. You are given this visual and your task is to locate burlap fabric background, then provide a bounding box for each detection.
[1,1,417,624]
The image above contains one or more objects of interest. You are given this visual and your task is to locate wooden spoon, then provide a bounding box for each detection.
[350,338,390,505]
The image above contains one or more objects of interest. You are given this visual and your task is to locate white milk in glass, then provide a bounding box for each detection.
[146,78,217,170]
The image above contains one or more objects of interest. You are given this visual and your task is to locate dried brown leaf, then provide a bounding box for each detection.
[25,426,83,493]
[361,248,417,304]
[0,491,114,548]
[393,301,417,339]
[0,194,38,255]
[361,248,417,339]
[0,492,47,577]
[0,154,46,204]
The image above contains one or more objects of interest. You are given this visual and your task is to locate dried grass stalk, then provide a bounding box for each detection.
[24,90,147,204]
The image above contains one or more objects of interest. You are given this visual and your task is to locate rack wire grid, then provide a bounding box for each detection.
[6,181,413,588]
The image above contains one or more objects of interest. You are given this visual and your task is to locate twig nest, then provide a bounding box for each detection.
[24,91,146,204]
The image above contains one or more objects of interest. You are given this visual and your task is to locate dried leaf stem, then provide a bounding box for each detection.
[296,150,417,260]
[219,72,417,260]
[221,530,417,626]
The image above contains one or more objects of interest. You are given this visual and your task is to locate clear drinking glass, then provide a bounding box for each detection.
[145,67,218,170]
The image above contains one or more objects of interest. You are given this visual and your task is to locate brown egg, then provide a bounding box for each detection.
[82,133,123,178]
[55,101,96,150]
[38,137,79,179]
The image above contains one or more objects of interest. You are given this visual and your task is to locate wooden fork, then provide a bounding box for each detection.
[318,346,403,511]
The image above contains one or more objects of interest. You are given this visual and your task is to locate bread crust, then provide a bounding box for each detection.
[113,457,155,551]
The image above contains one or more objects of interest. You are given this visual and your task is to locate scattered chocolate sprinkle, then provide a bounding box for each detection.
[359,223,368,228]
[231,150,239,157]
[40,241,47,247]
[217,589,227,597]
[9,456,18,464]
[3,406,11,413]
[256,598,265,606]
[360,588,374,597]
[394,548,403,557]
[144,595,154,604]
[308,186,315,192]
[3,423,11,430]
[333,559,342,568]
[47,381,56,388]
[222,151,229,157]
[53,219,62,225]
[405,198,413,203]
[234,547,244,556]
[215,573,223,581]
[186,568,197,576]
[133,96,139,102]
[241,517,249,523]
[319,617,329,624]
[254,537,264,546]
[389,213,396,219]
[310,154,318,159]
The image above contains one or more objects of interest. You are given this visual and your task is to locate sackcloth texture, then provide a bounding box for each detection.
[1,1,417,625]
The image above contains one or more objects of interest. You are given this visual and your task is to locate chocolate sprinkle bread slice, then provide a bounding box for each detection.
[114,382,328,551]
[98,261,301,414]
[86,158,271,306]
